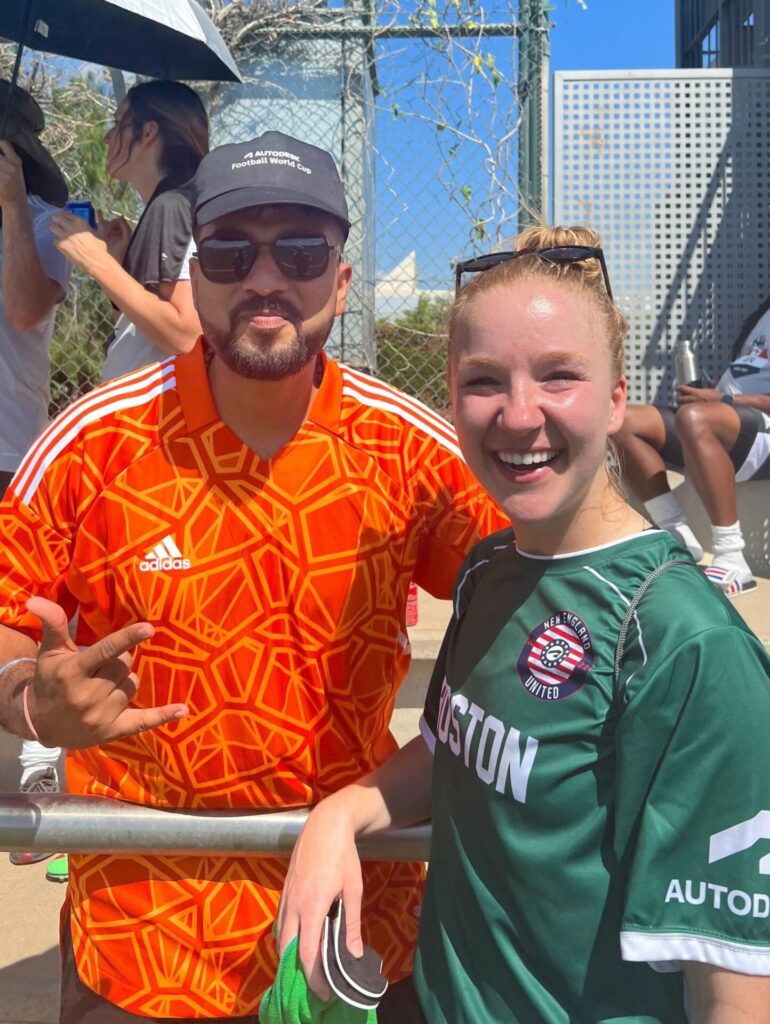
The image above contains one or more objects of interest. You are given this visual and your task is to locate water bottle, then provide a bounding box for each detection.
[675,339,700,387]
[405,581,419,626]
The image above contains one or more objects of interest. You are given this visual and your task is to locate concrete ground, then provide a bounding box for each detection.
[1,582,768,1024]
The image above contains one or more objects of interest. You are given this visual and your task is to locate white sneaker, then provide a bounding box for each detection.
[9,767,58,865]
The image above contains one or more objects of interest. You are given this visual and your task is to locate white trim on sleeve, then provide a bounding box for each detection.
[621,929,770,976]
[419,714,436,754]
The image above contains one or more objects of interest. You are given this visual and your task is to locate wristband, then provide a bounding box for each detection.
[0,657,39,740]
[0,655,37,677]
[22,679,40,741]
[721,393,735,405]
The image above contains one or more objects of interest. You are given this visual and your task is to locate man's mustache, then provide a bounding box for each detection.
[232,299,303,327]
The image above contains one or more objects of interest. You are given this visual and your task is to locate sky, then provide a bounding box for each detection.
[29,0,680,288]
[376,0,679,287]
[549,0,675,72]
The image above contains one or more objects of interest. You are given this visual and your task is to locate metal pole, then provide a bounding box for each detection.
[109,68,127,105]
[2,0,34,137]
[238,24,518,39]
[517,0,551,226]
[0,794,432,861]
[518,0,531,220]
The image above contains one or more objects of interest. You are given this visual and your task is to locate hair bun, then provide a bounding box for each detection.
[514,224,601,252]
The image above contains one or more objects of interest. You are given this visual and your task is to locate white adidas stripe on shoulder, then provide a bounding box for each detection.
[14,360,177,506]
[342,382,464,461]
[15,359,175,494]
[15,359,175,485]
[342,365,457,441]
[341,368,463,461]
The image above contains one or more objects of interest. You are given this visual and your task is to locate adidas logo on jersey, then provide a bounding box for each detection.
[139,535,191,572]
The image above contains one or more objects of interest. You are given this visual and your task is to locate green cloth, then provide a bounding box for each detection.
[45,854,68,882]
[260,938,377,1024]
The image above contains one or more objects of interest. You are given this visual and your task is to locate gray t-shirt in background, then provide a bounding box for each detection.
[102,183,195,382]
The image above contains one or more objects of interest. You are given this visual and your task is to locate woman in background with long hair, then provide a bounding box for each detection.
[51,78,208,380]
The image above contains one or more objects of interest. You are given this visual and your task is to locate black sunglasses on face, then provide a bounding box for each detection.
[454,245,614,301]
[194,236,342,284]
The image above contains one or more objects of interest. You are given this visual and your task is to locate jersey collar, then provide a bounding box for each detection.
[175,339,343,436]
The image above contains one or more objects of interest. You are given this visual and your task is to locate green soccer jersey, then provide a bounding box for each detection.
[415,529,770,1024]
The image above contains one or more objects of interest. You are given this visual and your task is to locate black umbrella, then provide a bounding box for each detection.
[1,0,242,88]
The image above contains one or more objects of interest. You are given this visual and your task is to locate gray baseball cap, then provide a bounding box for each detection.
[192,131,350,235]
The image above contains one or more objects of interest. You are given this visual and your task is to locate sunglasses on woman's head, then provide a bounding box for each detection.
[194,236,342,284]
[454,245,614,301]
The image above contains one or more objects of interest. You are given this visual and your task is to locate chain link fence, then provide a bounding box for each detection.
[4,0,523,422]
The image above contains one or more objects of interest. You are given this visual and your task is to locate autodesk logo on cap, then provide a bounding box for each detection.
[139,535,191,572]
[231,148,312,174]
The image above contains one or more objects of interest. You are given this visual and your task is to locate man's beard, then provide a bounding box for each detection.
[201,299,334,381]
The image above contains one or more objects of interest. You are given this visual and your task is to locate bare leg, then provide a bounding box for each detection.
[614,405,670,500]
[616,403,704,560]
[675,404,742,526]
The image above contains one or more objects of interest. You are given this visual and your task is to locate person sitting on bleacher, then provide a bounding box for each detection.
[615,297,770,597]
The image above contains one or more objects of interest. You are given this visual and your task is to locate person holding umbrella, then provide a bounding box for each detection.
[0,78,69,495]
[0,77,70,873]
[50,79,208,381]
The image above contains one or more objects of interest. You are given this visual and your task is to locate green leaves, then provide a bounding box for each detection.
[376,296,452,417]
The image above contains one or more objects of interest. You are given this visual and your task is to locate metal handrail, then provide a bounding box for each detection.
[0,794,431,860]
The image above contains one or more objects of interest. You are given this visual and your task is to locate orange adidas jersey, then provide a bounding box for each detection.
[0,343,506,1018]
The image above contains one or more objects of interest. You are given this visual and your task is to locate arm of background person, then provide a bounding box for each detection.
[684,963,770,1024]
[0,141,65,329]
[676,384,770,413]
[51,212,201,355]
[731,392,770,413]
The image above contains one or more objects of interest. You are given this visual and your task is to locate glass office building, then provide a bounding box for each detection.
[677,1,770,68]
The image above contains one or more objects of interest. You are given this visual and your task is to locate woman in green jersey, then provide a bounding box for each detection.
[277,226,770,1023]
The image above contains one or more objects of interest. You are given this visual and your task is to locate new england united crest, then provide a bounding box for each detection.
[517,611,594,701]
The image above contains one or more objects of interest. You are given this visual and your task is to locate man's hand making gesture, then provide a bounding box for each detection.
[21,597,188,748]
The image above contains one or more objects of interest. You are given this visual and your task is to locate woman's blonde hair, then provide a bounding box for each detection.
[449,225,629,494]
[450,225,627,380]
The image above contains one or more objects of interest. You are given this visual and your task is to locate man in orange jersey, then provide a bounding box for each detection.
[0,132,505,1022]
